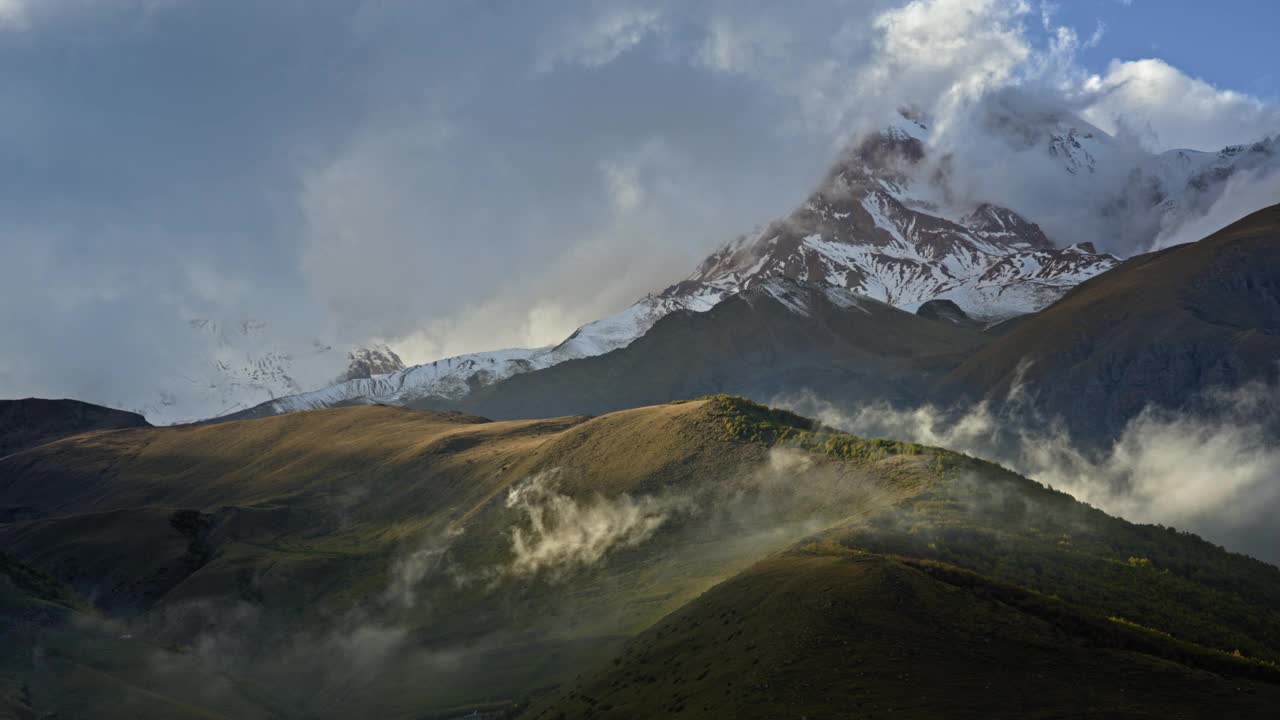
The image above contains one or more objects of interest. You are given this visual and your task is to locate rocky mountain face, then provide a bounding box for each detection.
[338,346,406,382]
[655,118,1119,322]
[209,108,1277,423]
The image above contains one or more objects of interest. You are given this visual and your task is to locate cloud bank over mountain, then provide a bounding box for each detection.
[777,381,1280,565]
[1,0,1276,415]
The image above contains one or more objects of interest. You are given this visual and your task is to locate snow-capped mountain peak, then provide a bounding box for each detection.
[132,318,414,425]
[340,346,406,382]
[207,108,1277,423]
[652,118,1120,321]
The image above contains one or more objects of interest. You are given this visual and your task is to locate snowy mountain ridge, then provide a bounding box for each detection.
[208,106,1278,423]
[134,318,407,425]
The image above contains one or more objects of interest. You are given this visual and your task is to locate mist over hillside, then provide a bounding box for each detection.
[4,2,1280,718]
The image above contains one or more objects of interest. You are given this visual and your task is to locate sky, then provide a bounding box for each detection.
[1047,0,1279,101]
[1,0,1278,412]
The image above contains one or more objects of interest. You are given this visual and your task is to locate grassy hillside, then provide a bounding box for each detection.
[0,398,937,718]
[0,398,148,461]
[0,552,274,720]
[5,397,1279,717]
[525,549,1280,720]
[525,402,1280,719]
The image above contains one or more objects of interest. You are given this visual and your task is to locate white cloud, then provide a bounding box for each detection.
[871,0,1030,94]
[305,116,795,363]
[537,5,664,71]
[775,383,1280,563]
[0,0,25,29]
[7,0,1280,418]
[297,119,459,343]
[1083,59,1280,151]
[0,0,183,30]
[1152,165,1280,250]
[501,469,689,579]
[282,0,1280,361]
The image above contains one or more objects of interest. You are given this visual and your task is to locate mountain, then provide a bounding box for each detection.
[224,102,1277,424]
[1121,137,1279,241]
[136,318,330,424]
[946,90,1279,255]
[214,123,1115,422]
[653,114,1118,323]
[915,298,983,329]
[4,397,1279,718]
[0,398,148,460]
[437,279,986,421]
[336,345,405,381]
[523,403,1280,719]
[938,202,1280,448]
[125,317,408,426]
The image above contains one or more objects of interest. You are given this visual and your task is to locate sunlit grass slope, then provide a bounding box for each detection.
[0,398,938,717]
[525,400,1280,719]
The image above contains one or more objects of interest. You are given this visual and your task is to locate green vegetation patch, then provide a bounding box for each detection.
[703,394,932,463]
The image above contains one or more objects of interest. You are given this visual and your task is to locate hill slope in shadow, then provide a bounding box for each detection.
[938,203,1280,448]
[449,281,987,420]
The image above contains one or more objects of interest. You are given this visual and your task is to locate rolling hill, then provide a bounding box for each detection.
[525,412,1280,719]
[526,549,1280,719]
[3,397,1280,717]
[0,397,930,717]
[0,398,148,460]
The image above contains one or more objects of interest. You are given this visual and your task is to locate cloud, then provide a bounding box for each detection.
[3,0,1278,420]
[774,385,1280,564]
[1083,59,1280,151]
[296,118,459,343]
[501,469,689,579]
[0,0,182,30]
[0,0,26,29]
[686,0,1034,142]
[1151,164,1280,250]
[1021,386,1280,549]
[537,5,664,71]
[383,524,463,610]
[869,0,1030,102]
[303,118,813,362]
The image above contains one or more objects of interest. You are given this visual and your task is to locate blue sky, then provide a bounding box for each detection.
[0,0,1277,412]
[1044,0,1278,100]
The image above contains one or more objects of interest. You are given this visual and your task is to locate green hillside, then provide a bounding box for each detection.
[524,399,1280,719]
[2,397,1278,718]
[0,399,934,717]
